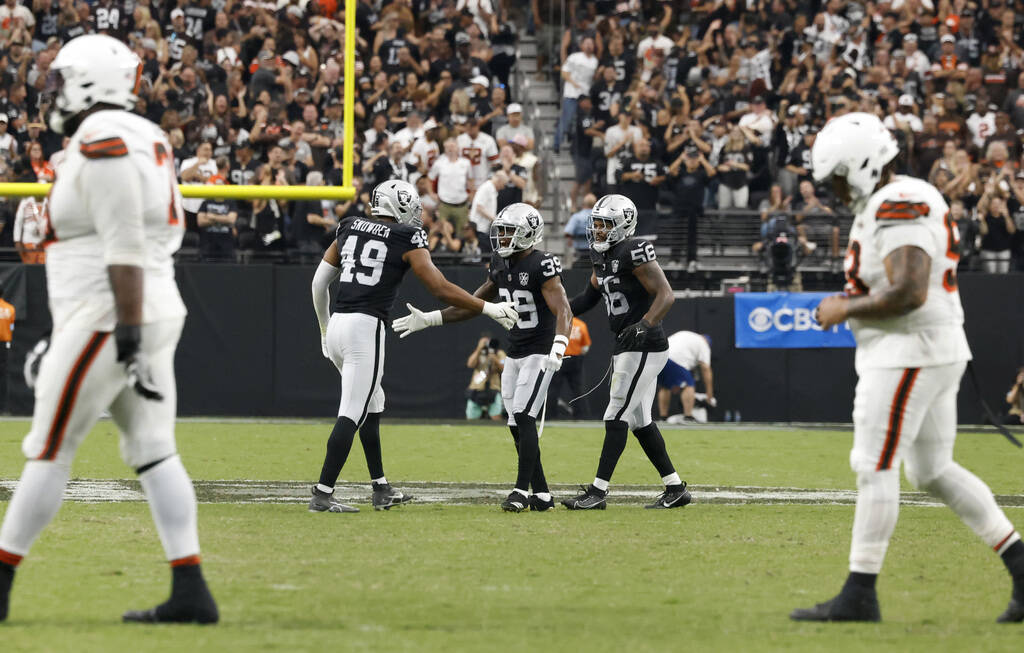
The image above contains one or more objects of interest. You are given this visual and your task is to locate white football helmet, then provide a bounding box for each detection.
[370,179,423,227]
[588,194,637,252]
[490,203,544,258]
[811,112,898,207]
[48,34,141,134]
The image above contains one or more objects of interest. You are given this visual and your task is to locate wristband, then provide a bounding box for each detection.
[114,324,141,362]
[550,334,569,358]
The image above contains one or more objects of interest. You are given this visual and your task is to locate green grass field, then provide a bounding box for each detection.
[1,420,1024,652]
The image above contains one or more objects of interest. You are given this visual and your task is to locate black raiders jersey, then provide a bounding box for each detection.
[488,250,562,358]
[332,216,428,321]
[591,237,668,353]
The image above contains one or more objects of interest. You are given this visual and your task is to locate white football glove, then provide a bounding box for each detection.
[320,332,329,359]
[393,303,442,338]
[708,397,717,408]
[482,300,518,330]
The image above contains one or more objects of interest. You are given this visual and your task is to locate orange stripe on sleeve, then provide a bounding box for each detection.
[80,137,129,159]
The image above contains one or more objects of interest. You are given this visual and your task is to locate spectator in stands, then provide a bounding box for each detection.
[1011,172,1024,271]
[1004,367,1024,426]
[13,174,46,265]
[427,213,463,254]
[429,137,473,231]
[977,190,1017,273]
[495,103,533,150]
[458,117,499,190]
[569,94,601,211]
[495,145,527,211]
[778,128,815,200]
[291,171,336,262]
[469,170,508,252]
[197,188,239,263]
[465,334,504,422]
[758,184,792,241]
[616,137,665,237]
[365,139,413,187]
[0,115,16,165]
[179,141,218,231]
[668,144,716,271]
[716,128,752,210]
[554,36,598,154]
[603,109,641,193]
[885,95,924,133]
[510,133,541,207]
[564,192,595,266]
[792,179,837,258]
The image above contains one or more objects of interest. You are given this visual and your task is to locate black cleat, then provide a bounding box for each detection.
[997,598,1024,623]
[123,568,219,625]
[529,495,555,512]
[308,486,358,513]
[0,564,13,623]
[501,491,530,513]
[561,485,607,510]
[645,483,692,509]
[372,483,412,511]
[790,586,881,622]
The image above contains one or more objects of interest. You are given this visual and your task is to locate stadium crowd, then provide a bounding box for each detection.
[0,0,1021,273]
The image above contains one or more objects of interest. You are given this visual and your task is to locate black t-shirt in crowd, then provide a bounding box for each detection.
[616,156,665,210]
[672,164,710,214]
[572,110,598,158]
[198,198,238,235]
[487,249,561,357]
[496,162,526,210]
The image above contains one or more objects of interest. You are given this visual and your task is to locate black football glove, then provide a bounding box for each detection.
[114,324,164,402]
[617,319,653,350]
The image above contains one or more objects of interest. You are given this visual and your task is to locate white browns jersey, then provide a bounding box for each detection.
[457,131,499,187]
[46,110,186,332]
[844,175,971,371]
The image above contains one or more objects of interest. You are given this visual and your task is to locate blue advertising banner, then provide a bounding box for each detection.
[734,292,856,349]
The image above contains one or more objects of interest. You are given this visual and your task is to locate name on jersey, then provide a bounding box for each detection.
[352,218,392,239]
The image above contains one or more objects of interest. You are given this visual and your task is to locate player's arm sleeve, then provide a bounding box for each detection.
[311,259,339,336]
[569,274,602,316]
[82,152,146,267]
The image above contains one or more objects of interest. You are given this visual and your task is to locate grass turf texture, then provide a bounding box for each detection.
[1,421,1023,652]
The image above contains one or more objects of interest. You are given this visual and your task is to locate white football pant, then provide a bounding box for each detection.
[501,354,553,426]
[326,312,385,426]
[603,350,669,430]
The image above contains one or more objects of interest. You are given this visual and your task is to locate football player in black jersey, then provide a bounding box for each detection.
[394,204,572,512]
[563,194,692,510]
[309,180,519,513]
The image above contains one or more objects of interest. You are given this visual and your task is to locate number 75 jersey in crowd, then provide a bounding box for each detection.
[487,250,561,357]
[332,215,428,321]
[843,175,971,371]
[46,109,186,332]
[591,237,668,354]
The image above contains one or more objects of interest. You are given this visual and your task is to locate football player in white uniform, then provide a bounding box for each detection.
[309,180,518,513]
[791,113,1024,623]
[394,203,573,513]
[0,35,217,624]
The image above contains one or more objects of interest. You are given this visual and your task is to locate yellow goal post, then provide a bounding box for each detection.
[0,0,358,202]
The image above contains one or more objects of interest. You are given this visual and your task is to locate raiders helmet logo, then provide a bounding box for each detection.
[526,211,541,229]
[622,207,635,222]
[519,272,529,285]
[396,189,411,207]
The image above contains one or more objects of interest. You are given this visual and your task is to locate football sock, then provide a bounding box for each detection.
[512,488,529,497]
[632,423,676,478]
[139,455,200,561]
[535,492,552,503]
[849,469,900,574]
[318,416,358,489]
[662,473,682,487]
[592,478,609,492]
[915,462,1019,553]
[0,460,70,559]
[1000,540,1024,599]
[0,561,12,622]
[531,450,550,494]
[372,476,388,486]
[513,413,539,493]
[844,571,878,591]
[595,420,629,484]
[359,413,384,480]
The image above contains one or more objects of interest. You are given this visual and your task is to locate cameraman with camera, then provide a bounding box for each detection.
[466,334,506,421]
[1005,367,1024,426]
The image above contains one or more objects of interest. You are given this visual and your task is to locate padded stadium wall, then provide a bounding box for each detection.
[0,264,1019,423]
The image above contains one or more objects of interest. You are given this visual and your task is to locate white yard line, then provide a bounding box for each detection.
[5,479,1022,507]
